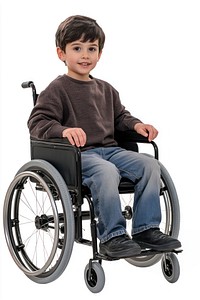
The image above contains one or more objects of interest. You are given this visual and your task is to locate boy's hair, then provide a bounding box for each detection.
[55,15,105,52]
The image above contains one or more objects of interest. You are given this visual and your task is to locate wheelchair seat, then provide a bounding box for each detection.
[29,134,146,200]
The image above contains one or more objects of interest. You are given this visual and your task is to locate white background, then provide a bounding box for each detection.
[0,0,199,299]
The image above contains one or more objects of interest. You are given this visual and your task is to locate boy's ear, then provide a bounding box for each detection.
[57,47,65,62]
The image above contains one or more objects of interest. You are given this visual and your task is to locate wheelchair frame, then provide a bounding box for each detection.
[3,81,182,293]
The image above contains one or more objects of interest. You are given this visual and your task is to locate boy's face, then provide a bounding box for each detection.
[57,39,102,81]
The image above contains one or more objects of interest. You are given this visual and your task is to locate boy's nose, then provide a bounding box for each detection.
[81,50,89,58]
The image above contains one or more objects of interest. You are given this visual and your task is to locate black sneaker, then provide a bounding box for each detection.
[99,235,141,258]
[132,228,181,251]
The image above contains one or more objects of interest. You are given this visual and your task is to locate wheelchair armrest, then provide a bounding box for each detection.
[31,137,71,144]
[115,130,159,159]
[115,130,149,143]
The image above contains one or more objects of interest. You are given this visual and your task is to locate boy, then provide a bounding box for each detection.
[28,15,181,258]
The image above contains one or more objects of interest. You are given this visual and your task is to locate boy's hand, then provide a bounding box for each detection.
[62,128,87,147]
[134,123,158,142]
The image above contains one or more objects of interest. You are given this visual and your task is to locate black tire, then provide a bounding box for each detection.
[161,253,180,283]
[84,262,105,293]
[3,159,75,283]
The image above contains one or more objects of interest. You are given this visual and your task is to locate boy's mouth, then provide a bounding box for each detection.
[79,62,91,66]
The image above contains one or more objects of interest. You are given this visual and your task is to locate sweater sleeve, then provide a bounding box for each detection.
[113,88,142,131]
[28,83,68,139]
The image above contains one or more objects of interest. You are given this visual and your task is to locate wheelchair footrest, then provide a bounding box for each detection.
[139,248,183,256]
[96,248,182,261]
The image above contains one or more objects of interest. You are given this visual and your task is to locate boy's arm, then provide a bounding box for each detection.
[113,93,158,142]
[28,87,68,139]
[28,91,87,146]
[28,105,67,139]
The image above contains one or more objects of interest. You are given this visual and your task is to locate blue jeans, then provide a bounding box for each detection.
[81,147,161,243]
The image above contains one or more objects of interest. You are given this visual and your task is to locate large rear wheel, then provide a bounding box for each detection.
[3,159,75,283]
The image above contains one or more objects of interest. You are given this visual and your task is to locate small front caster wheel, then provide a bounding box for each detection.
[84,262,105,293]
[161,253,180,283]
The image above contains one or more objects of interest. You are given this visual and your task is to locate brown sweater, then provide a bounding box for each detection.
[28,74,142,151]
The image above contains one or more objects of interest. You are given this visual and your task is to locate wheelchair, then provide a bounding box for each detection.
[3,81,182,293]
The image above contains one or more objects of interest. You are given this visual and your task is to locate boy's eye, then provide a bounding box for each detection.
[89,47,97,52]
[74,46,81,51]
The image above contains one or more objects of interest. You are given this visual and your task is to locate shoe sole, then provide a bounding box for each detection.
[135,241,182,252]
[100,246,141,258]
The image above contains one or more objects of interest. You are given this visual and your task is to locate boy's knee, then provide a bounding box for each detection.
[142,156,160,175]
